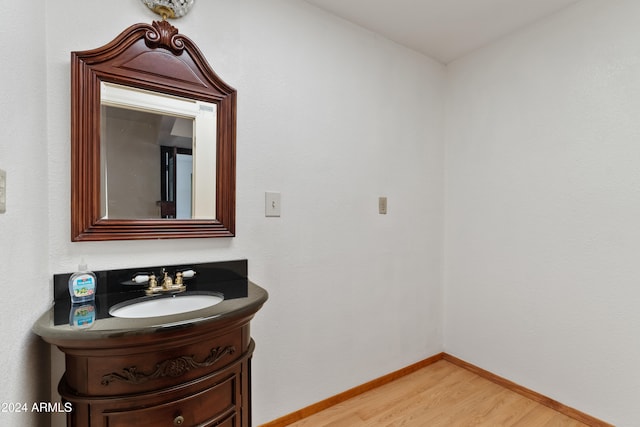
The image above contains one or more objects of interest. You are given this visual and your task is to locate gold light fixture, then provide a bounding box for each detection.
[140,0,195,19]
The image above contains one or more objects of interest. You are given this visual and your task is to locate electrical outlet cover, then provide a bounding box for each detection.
[0,169,6,214]
[378,196,387,214]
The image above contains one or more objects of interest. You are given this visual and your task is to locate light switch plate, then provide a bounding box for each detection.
[0,169,6,214]
[265,192,281,217]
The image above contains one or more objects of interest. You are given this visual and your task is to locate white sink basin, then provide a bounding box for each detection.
[109,293,223,319]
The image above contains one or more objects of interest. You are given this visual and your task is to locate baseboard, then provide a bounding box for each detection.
[258,352,445,427]
[259,352,612,427]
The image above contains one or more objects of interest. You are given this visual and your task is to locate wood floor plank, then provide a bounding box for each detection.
[357,363,469,423]
[286,361,591,427]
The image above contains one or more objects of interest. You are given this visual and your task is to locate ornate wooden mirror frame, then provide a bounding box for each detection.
[71,20,236,241]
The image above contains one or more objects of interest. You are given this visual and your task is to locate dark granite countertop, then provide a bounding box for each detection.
[33,260,268,343]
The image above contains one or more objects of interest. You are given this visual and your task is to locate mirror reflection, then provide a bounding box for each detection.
[100,82,217,220]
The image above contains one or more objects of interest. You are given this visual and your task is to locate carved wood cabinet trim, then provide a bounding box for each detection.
[101,345,237,385]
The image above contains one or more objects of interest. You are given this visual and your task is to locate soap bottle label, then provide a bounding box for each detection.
[72,274,95,298]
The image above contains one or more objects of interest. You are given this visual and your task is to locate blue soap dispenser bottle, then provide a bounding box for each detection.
[68,260,97,303]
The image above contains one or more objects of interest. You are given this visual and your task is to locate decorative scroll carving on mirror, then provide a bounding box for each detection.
[71,20,236,241]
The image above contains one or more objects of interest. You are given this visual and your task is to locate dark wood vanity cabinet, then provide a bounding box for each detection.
[34,263,268,427]
[55,315,256,427]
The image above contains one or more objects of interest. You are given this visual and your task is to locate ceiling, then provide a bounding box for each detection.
[303,0,581,63]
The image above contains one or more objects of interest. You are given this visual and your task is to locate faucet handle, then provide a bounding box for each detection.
[175,271,183,285]
[144,274,160,295]
[181,269,196,279]
[131,274,150,284]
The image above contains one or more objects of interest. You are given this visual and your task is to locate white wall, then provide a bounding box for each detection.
[41,0,445,425]
[13,0,636,425]
[444,1,640,425]
[0,1,52,426]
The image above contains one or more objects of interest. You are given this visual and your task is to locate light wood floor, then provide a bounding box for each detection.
[287,360,589,426]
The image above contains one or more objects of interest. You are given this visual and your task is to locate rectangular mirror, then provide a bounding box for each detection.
[100,82,216,220]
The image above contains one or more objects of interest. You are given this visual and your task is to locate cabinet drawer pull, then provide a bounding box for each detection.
[174,415,185,426]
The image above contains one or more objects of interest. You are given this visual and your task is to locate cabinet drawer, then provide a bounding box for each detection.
[214,412,237,427]
[88,330,242,395]
[103,373,238,427]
